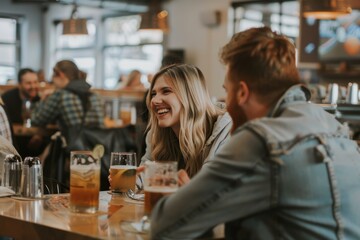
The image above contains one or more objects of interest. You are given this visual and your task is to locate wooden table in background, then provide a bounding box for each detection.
[12,124,59,137]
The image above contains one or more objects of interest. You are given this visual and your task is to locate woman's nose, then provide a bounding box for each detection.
[151,94,162,104]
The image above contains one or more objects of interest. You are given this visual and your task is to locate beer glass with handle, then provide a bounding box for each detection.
[141,161,178,230]
[109,152,137,195]
[120,161,178,233]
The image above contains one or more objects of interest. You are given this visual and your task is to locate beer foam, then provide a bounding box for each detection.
[110,165,136,170]
[144,186,178,193]
[71,165,100,172]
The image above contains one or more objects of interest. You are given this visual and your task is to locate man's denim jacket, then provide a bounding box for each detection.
[150,85,360,240]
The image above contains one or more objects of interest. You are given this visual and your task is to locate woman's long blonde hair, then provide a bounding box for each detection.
[147,64,224,177]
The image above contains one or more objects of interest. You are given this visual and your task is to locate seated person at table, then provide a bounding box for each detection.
[109,64,231,188]
[2,68,40,124]
[31,60,104,139]
[150,27,360,239]
[0,98,13,144]
[1,68,44,158]
[121,70,146,91]
[141,64,232,178]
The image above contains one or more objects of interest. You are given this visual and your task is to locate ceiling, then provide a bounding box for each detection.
[12,0,169,12]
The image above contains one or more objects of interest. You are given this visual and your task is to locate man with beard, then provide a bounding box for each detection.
[2,68,40,124]
[2,68,44,158]
[149,27,360,239]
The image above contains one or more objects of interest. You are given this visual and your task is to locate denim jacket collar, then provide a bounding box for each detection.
[267,84,311,118]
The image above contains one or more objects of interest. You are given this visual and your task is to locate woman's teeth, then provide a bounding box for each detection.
[157,108,170,115]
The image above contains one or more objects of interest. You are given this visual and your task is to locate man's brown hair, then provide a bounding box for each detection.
[220,26,300,105]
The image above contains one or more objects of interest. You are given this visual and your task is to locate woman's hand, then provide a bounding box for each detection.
[178,169,190,187]
[137,166,145,173]
[108,166,145,190]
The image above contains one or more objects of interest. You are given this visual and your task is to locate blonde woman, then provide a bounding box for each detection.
[141,64,232,180]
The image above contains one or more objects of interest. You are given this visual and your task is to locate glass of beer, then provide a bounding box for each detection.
[120,161,177,233]
[109,152,137,194]
[144,161,178,216]
[70,150,101,214]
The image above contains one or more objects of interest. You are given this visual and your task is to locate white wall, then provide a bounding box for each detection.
[164,0,232,98]
[1,0,42,71]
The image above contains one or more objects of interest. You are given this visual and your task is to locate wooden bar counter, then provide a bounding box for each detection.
[0,192,147,240]
[0,192,224,239]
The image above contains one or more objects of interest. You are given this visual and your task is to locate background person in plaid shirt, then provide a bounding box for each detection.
[31,60,104,140]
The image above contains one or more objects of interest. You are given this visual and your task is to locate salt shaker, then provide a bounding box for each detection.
[1,154,22,194]
[346,82,359,104]
[20,157,44,198]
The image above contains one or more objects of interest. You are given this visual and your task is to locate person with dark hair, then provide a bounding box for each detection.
[31,60,104,138]
[1,68,42,158]
[2,68,40,124]
[150,27,360,239]
[160,53,183,69]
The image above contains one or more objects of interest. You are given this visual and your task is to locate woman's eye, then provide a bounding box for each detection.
[163,89,172,94]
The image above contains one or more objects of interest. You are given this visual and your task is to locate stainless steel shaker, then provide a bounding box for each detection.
[1,154,22,194]
[346,82,359,104]
[20,157,44,198]
[326,83,339,104]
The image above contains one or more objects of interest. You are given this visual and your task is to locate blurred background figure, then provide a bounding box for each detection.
[2,68,40,125]
[31,60,104,139]
[37,69,48,87]
[79,70,87,81]
[115,74,126,89]
[0,98,13,144]
[1,68,44,159]
[121,70,146,91]
[160,53,184,70]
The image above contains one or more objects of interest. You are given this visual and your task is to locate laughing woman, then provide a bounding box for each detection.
[141,64,232,180]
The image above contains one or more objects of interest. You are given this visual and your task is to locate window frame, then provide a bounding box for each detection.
[230,0,299,41]
[0,14,21,84]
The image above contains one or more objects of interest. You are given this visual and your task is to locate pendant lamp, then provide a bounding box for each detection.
[139,0,169,32]
[62,4,88,35]
[302,0,352,19]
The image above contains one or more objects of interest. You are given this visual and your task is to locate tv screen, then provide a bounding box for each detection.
[318,10,360,63]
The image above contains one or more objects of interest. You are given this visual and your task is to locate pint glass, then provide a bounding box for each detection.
[70,151,100,213]
[109,152,137,194]
[143,161,178,215]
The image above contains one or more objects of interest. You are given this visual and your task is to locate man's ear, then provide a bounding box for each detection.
[236,81,250,105]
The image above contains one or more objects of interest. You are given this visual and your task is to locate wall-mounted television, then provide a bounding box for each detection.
[318,10,360,63]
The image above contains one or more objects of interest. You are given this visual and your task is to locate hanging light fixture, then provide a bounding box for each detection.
[139,0,169,32]
[62,4,88,35]
[302,0,352,19]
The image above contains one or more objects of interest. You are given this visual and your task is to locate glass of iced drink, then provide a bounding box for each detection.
[109,152,137,194]
[69,150,101,214]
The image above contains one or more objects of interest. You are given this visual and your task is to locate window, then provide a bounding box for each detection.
[54,19,96,85]
[0,17,19,84]
[53,15,164,89]
[231,1,299,41]
[103,15,163,89]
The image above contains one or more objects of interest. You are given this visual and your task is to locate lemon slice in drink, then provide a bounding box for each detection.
[93,144,105,159]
